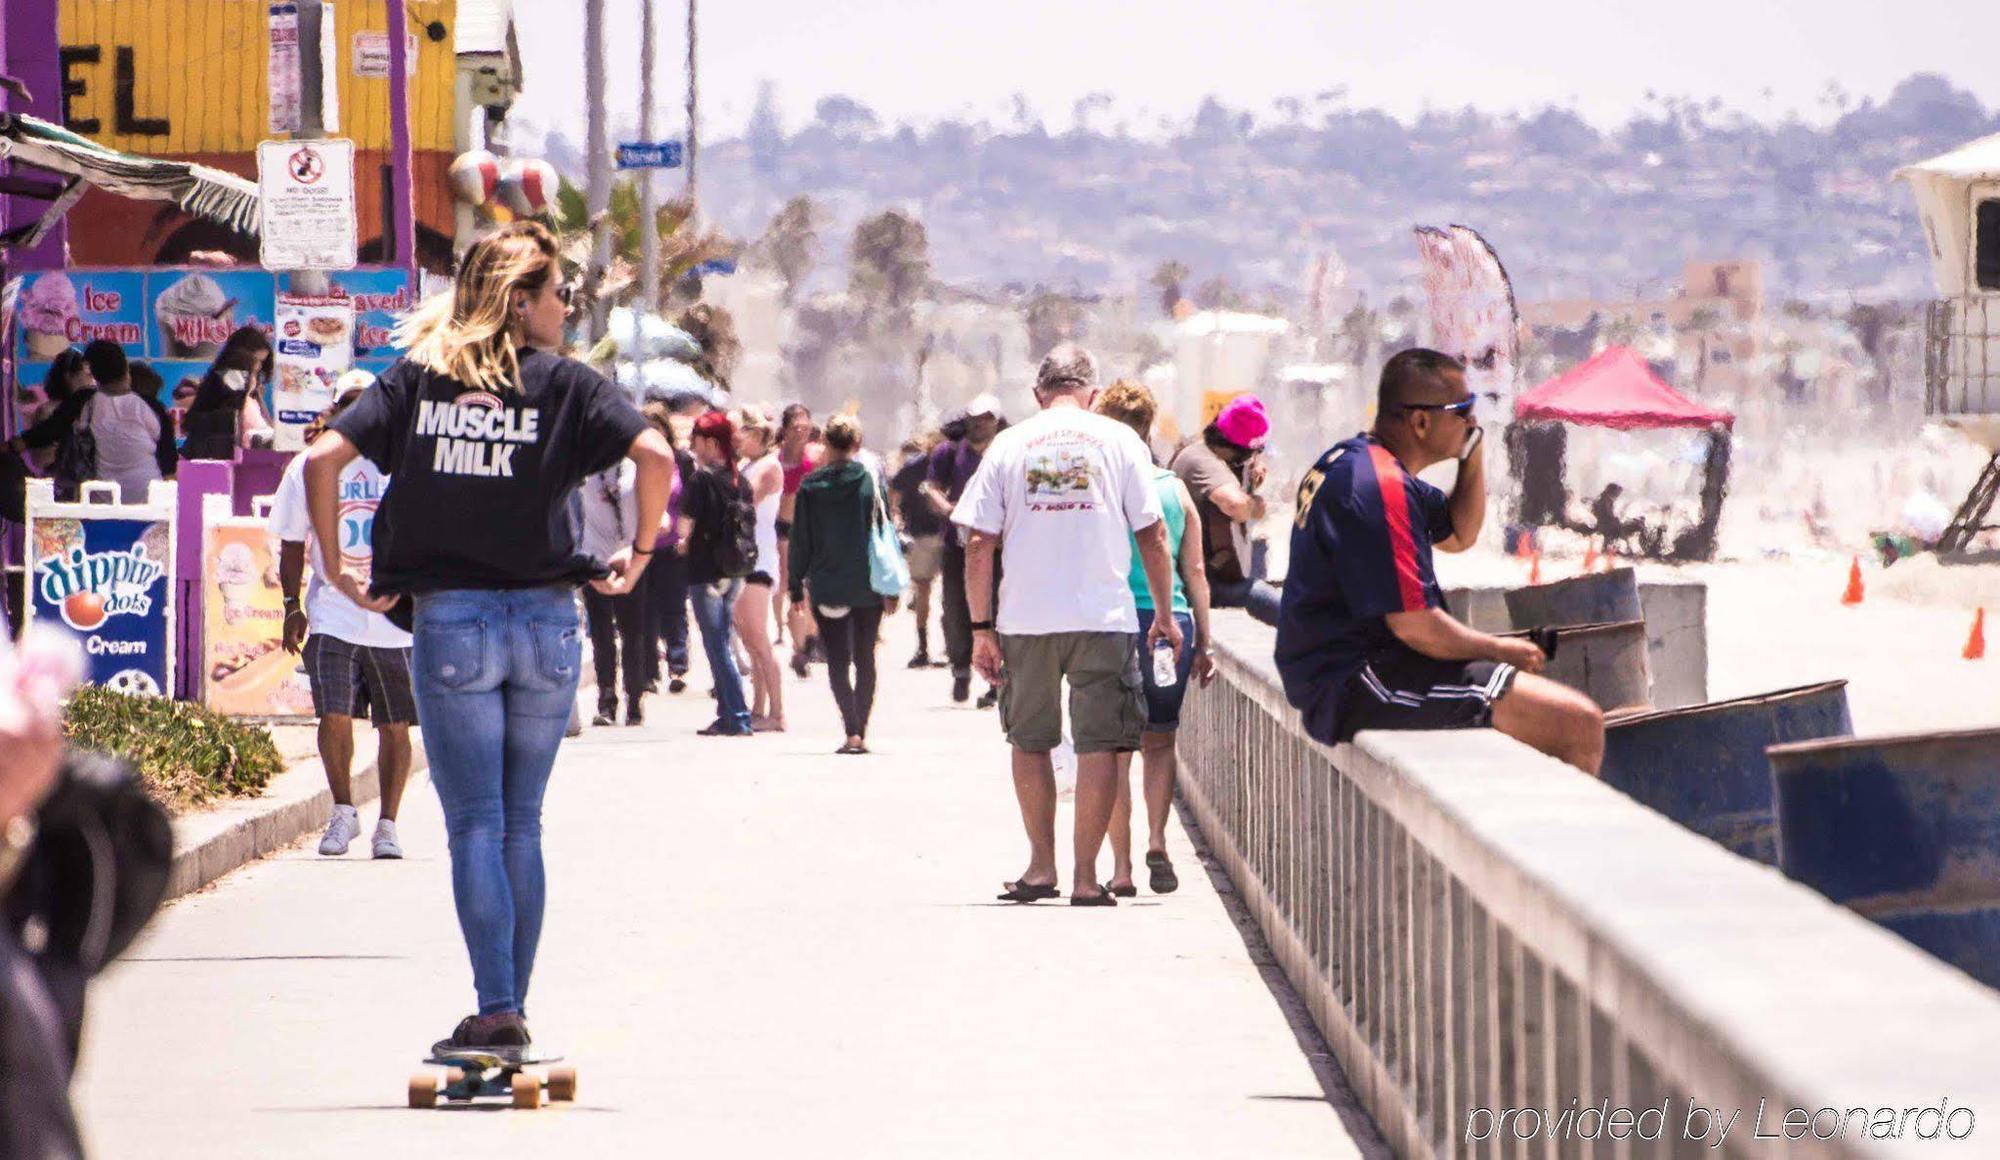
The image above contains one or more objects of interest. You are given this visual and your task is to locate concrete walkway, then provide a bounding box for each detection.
[73,614,1383,1159]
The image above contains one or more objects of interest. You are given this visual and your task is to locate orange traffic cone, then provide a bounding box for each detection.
[1966,609,1987,661]
[1528,551,1542,585]
[1581,539,1598,572]
[1841,557,1865,606]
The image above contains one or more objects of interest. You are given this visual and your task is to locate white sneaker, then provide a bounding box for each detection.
[372,818,404,860]
[318,805,361,856]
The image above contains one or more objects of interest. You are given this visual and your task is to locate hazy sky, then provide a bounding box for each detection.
[510,0,2000,140]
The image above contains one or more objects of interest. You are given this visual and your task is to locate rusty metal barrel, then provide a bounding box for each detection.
[1770,727,2000,989]
[1503,620,1652,712]
[1504,567,1643,631]
[1601,681,1851,863]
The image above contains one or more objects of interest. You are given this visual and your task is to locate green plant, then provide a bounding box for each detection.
[63,687,282,813]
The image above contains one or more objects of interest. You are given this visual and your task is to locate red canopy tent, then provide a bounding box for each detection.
[1515,346,1733,429]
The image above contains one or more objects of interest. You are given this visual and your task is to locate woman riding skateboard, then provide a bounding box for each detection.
[303,222,674,1053]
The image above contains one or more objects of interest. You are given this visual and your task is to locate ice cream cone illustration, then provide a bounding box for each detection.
[215,541,257,625]
[21,273,79,359]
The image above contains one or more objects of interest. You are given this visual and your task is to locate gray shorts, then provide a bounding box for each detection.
[905,533,944,583]
[303,634,417,725]
[997,630,1144,754]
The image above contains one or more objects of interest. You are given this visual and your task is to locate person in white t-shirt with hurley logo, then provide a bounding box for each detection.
[952,344,1182,906]
[271,375,417,859]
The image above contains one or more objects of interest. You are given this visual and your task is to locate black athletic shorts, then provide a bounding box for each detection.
[1308,648,1518,745]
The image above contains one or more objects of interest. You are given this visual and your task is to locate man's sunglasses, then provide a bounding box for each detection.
[1399,397,1476,418]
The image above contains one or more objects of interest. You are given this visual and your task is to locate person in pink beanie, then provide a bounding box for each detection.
[1171,394,1281,625]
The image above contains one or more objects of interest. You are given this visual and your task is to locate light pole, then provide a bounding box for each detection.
[638,0,660,315]
[684,0,698,208]
[385,0,416,280]
[584,0,610,341]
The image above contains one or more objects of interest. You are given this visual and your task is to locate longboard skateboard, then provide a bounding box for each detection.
[408,1048,576,1109]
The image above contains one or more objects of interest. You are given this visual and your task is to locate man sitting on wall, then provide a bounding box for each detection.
[1274,349,1604,774]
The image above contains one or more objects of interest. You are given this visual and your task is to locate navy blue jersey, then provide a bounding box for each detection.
[1274,435,1454,722]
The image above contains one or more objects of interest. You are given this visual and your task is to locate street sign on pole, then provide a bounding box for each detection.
[616,141,684,170]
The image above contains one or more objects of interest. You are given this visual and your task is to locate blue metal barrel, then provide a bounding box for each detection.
[1503,566,1642,630]
[1601,681,1851,863]
[1771,728,2000,988]
[1503,620,1652,712]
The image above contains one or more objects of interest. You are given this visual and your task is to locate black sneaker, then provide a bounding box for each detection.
[593,698,617,727]
[668,675,687,694]
[976,687,999,710]
[430,1011,531,1059]
[951,674,970,703]
[626,698,645,727]
[907,651,932,669]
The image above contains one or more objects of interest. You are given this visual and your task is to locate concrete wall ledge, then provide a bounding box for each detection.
[1182,611,2000,1158]
[164,733,428,902]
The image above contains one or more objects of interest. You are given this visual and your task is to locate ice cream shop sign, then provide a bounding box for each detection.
[18,272,148,358]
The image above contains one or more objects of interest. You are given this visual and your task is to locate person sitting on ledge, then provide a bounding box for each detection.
[1274,348,1604,775]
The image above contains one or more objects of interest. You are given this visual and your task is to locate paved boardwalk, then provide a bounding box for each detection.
[74,615,1383,1159]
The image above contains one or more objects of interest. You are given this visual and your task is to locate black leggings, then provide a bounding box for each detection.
[584,579,650,706]
[815,602,883,739]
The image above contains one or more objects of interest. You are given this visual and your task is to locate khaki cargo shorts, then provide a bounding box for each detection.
[997,630,1144,754]
[905,533,944,583]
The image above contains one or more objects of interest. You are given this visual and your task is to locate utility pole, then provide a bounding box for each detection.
[385,0,416,281]
[584,0,611,342]
[638,0,660,315]
[684,0,698,208]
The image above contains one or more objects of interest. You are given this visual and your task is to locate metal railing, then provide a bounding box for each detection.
[1925,296,2000,417]
[1177,613,2000,1159]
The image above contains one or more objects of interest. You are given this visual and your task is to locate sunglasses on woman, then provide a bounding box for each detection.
[555,283,575,307]
[1400,396,1476,418]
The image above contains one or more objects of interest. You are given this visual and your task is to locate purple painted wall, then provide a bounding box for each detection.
[2,0,68,273]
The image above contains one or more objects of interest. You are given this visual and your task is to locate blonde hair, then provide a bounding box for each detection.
[396,221,561,393]
[731,404,777,446]
[823,413,863,453]
[1094,378,1157,443]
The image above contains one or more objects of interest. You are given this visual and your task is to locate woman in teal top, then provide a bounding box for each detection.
[1095,381,1214,898]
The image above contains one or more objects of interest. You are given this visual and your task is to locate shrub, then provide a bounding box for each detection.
[63,687,282,813]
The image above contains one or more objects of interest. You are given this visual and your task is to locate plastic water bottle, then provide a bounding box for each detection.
[1152,640,1179,687]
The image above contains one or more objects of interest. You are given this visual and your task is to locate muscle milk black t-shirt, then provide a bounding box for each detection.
[332,350,648,594]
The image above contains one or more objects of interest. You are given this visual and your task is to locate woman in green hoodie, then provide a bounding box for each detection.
[788,414,894,754]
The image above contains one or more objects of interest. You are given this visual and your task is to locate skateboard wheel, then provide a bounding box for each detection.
[511,1071,541,1109]
[546,1066,577,1102]
[408,1073,439,1109]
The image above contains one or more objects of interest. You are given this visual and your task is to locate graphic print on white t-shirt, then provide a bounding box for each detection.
[415,390,540,478]
[269,456,410,648]
[1025,446,1098,510]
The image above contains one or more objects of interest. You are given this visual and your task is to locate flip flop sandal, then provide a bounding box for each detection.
[997,880,1060,903]
[1108,882,1138,898]
[1146,851,1179,894]
[1070,885,1117,907]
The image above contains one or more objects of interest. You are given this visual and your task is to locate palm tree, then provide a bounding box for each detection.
[1149,260,1189,317]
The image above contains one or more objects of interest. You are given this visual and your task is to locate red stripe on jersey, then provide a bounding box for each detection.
[1366,444,1427,611]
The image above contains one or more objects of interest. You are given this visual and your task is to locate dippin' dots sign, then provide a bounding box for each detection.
[37,546,166,631]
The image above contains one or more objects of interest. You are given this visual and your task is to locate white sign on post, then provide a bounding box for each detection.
[271,293,355,451]
[352,30,418,78]
[257,137,358,270]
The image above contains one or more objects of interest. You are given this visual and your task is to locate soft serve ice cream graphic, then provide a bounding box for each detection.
[21,273,80,359]
[154,273,235,358]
